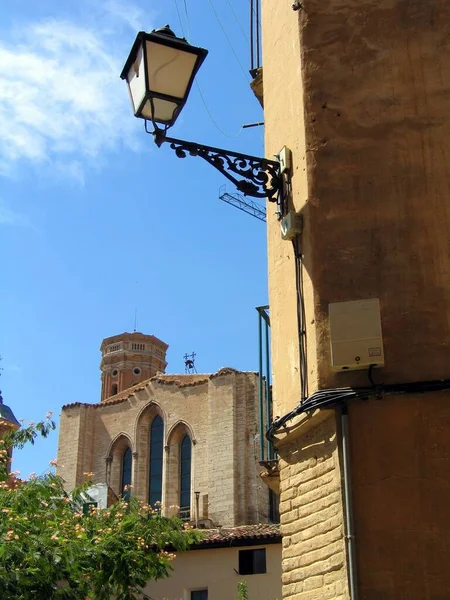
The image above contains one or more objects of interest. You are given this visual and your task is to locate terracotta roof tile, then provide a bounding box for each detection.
[193,524,281,548]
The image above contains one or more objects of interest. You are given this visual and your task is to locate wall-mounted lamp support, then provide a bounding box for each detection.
[149,123,281,201]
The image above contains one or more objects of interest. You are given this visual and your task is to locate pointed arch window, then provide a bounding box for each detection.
[121,447,132,501]
[149,416,164,507]
[180,435,192,520]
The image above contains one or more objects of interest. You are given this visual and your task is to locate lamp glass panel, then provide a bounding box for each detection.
[127,43,146,115]
[145,40,198,100]
[141,98,179,124]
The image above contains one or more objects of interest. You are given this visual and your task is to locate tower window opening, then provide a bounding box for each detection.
[111,383,118,396]
[132,343,145,351]
[108,344,121,353]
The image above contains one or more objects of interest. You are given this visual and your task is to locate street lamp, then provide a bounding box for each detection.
[120,26,283,201]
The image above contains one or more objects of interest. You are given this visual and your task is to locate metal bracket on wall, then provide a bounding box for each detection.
[149,123,282,201]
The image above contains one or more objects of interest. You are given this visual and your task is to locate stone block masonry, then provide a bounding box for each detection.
[278,415,349,600]
[57,369,270,529]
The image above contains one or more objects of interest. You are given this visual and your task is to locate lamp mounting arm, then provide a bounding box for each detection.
[150,125,281,200]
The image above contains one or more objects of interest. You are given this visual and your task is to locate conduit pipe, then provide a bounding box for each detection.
[340,405,359,600]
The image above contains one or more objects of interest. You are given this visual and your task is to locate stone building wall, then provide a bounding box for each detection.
[278,413,349,600]
[349,392,450,599]
[57,369,270,528]
[261,1,450,598]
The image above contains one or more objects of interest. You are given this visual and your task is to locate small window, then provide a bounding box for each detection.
[133,367,141,376]
[191,591,208,600]
[112,369,119,377]
[111,383,118,396]
[238,548,266,575]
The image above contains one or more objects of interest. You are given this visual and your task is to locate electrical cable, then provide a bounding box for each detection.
[267,379,450,441]
[183,0,191,40]
[225,0,249,41]
[195,81,243,138]
[173,0,186,37]
[206,0,251,82]
[179,0,245,138]
[293,237,308,402]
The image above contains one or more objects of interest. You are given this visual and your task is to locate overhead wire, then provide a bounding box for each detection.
[178,0,244,138]
[205,0,251,83]
[183,0,191,40]
[225,0,249,41]
[173,0,186,37]
[195,82,243,138]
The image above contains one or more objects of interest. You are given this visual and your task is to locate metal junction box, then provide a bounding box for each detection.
[329,298,384,372]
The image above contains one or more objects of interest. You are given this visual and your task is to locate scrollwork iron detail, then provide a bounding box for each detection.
[157,135,281,200]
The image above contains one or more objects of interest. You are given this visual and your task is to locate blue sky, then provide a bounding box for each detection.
[0,0,268,477]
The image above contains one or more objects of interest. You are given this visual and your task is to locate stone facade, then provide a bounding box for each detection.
[278,413,348,600]
[57,333,271,528]
[260,1,450,599]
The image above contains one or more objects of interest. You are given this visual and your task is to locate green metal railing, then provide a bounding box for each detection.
[256,305,273,461]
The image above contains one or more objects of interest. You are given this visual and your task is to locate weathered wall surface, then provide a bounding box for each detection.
[300,0,450,390]
[262,0,315,419]
[263,0,450,404]
[277,414,349,600]
[57,371,269,528]
[349,392,450,599]
[262,1,450,599]
[57,404,95,491]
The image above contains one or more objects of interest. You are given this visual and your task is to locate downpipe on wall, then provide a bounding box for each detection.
[339,404,359,600]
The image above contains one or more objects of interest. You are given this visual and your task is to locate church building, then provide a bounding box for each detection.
[57,330,277,529]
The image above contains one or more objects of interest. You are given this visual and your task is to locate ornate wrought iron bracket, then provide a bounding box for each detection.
[150,126,281,200]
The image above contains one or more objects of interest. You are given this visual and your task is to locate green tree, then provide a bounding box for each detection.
[0,416,202,600]
[237,581,248,600]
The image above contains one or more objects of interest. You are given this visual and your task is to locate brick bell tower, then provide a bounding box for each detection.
[0,390,20,473]
[100,332,168,401]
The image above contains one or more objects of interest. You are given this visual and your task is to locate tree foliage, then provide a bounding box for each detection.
[237,581,249,600]
[0,416,202,599]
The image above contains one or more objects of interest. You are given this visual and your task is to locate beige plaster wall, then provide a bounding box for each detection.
[142,543,282,600]
[262,0,314,419]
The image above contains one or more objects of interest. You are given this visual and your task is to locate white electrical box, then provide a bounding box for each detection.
[278,146,292,174]
[329,298,384,372]
[280,211,302,240]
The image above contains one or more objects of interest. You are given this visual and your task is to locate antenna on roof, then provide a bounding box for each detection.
[184,352,197,374]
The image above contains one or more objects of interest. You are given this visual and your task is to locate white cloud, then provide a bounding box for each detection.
[0,198,35,229]
[104,0,147,31]
[0,5,149,178]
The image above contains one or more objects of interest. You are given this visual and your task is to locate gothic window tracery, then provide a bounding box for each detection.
[180,435,192,520]
[121,447,132,501]
[149,415,164,507]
